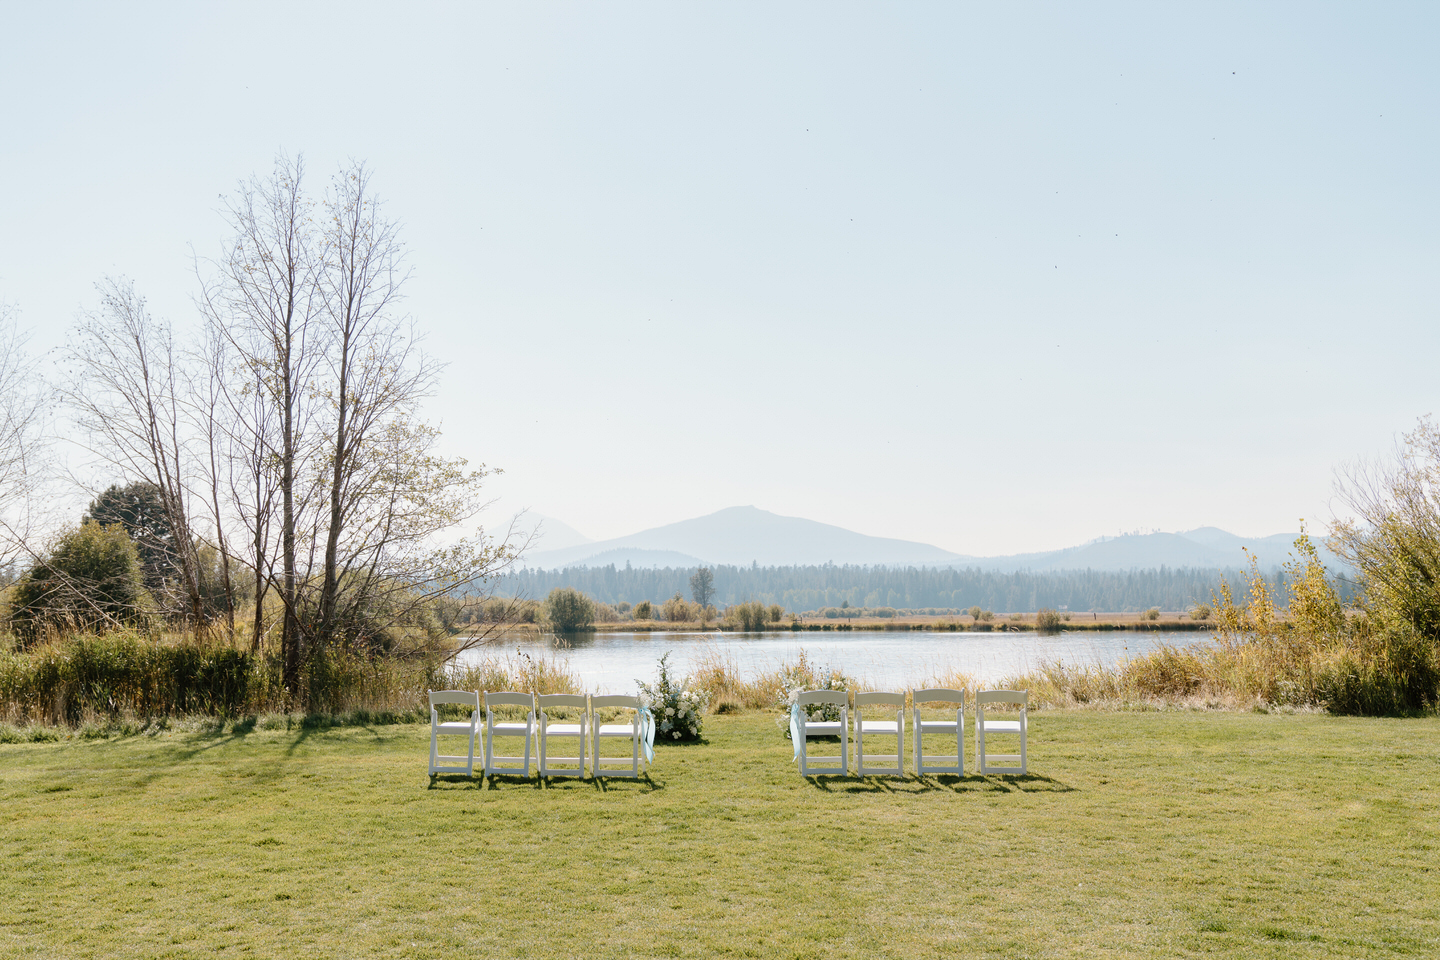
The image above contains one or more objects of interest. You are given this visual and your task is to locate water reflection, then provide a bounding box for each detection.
[456,629,1200,694]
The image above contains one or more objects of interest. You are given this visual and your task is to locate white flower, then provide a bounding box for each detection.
[672,731,681,739]
[664,707,674,716]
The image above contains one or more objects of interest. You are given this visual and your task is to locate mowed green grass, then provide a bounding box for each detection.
[2,711,1438,959]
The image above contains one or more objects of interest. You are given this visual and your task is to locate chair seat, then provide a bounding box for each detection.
[858,720,900,733]
[490,721,531,734]
[801,721,843,735]
[980,720,1023,734]
[597,723,637,736]
[917,719,960,731]
[545,723,584,735]
[435,721,474,735]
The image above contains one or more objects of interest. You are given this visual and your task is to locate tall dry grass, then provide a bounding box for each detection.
[688,645,864,713]
[445,648,582,696]
[0,629,583,728]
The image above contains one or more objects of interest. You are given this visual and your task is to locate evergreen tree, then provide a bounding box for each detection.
[83,481,177,592]
[690,566,715,607]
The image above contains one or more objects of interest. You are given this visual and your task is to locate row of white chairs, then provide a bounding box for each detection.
[790,688,1027,777]
[428,690,655,779]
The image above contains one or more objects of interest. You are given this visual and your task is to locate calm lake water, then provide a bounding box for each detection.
[456,629,1206,694]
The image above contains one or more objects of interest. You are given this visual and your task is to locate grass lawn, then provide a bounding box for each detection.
[2,710,1438,959]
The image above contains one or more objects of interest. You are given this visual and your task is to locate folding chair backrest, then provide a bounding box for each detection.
[912,688,966,707]
[854,691,904,709]
[976,689,1026,708]
[485,691,535,709]
[911,688,965,776]
[430,690,481,708]
[975,689,1027,775]
[591,694,642,711]
[538,694,588,711]
[796,690,849,709]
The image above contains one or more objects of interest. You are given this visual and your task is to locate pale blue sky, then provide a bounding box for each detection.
[1,2,1436,556]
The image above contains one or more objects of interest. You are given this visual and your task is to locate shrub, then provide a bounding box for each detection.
[479,597,539,624]
[637,652,708,742]
[633,600,653,620]
[591,601,623,623]
[1191,604,1212,621]
[1315,621,1440,715]
[766,604,784,623]
[660,593,693,622]
[9,521,149,645]
[1009,612,1024,622]
[968,605,982,620]
[1035,608,1063,635]
[1142,607,1161,620]
[724,600,767,632]
[544,588,594,632]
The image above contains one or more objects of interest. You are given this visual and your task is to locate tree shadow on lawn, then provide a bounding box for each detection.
[132,718,413,789]
[804,773,1076,795]
[109,717,265,780]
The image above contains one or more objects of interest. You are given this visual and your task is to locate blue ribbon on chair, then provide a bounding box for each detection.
[790,703,803,762]
[640,708,655,764]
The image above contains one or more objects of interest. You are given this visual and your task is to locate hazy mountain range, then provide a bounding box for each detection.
[515,506,1335,572]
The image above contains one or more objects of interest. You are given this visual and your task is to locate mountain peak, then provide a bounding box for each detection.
[518,508,1336,573]
[522,505,965,568]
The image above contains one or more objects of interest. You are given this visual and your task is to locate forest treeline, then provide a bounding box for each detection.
[492,563,1350,613]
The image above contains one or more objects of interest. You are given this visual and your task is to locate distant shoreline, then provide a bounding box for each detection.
[461,614,1217,638]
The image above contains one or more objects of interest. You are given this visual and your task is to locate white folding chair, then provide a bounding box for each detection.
[975,689,1027,775]
[791,690,849,777]
[853,691,905,777]
[538,693,589,778]
[590,694,653,779]
[911,688,966,776]
[483,691,536,777]
[428,689,480,777]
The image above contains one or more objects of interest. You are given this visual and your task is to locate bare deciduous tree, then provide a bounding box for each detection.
[63,279,206,626]
[201,155,326,691]
[0,301,51,568]
[198,153,519,698]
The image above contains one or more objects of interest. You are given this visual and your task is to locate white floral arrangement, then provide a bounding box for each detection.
[637,652,710,742]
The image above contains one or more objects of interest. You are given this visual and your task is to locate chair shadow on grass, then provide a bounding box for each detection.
[471,772,666,793]
[426,772,483,791]
[803,772,1076,794]
[588,772,664,794]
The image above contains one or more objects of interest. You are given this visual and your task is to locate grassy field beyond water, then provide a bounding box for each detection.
[2,711,1438,958]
